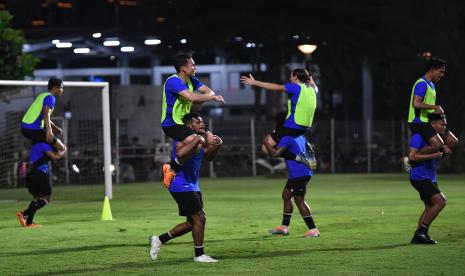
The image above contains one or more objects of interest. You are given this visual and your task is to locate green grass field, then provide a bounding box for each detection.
[1,174,465,275]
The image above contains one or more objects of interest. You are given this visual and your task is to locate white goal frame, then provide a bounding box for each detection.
[0,80,113,199]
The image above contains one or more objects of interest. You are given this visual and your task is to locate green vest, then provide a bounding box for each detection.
[21,92,54,128]
[408,78,436,123]
[161,74,194,125]
[286,84,317,127]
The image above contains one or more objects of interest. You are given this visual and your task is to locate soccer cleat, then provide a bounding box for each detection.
[269,225,289,235]
[298,151,317,170]
[18,161,27,178]
[411,232,437,244]
[25,223,42,228]
[401,156,412,172]
[193,254,218,263]
[303,228,320,238]
[149,235,162,261]
[162,163,176,189]
[16,211,27,227]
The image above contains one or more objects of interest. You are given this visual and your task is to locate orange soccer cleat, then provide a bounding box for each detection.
[162,163,176,189]
[16,211,27,227]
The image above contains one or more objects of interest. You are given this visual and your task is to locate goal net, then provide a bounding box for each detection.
[0,80,113,198]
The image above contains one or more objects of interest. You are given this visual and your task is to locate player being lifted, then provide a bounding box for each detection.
[19,78,67,176]
[241,69,318,169]
[404,58,458,170]
[161,54,225,187]
[150,112,222,263]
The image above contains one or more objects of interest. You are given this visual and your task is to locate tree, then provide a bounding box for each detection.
[0,10,39,82]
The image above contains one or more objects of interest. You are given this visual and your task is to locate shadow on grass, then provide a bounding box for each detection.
[27,261,155,276]
[0,243,148,257]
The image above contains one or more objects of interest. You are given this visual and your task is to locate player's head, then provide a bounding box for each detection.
[428,113,447,135]
[173,53,196,76]
[426,57,446,82]
[290,68,310,83]
[183,112,206,134]
[48,78,63,96]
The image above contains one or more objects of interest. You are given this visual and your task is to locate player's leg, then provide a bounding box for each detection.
[269,185,293,235]
[292,176,320,237]
[442,129,459,149]
[410,180,445,244]
[190,210,216,262]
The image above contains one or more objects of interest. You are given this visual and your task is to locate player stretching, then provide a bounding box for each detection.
[150,112,222,263]
[19,78,67,176]
[404,58,458,170]
[409,113,454,244]
[161,54,225,187]
[16,141,65,227]
[241,69,317,169]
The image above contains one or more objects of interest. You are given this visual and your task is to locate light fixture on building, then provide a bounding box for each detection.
[74,48,90,54]
[121,46,134,52]
[56,42,73,48]
[297,44,318,55]
[144,39,161,45]
[103,40,120,47]
[92,33,102,38]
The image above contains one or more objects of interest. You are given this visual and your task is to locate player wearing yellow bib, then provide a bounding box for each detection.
[19,78,67,177]
[161,54,225,187]
[404,58,458,170]
[241,69,318,169]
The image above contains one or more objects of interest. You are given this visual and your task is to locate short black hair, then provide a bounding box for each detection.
[428,113,445,122]
[427,57,447,71]
[292,68,310,83]
[48,78,63,90]
[182,112,202,124]
[173,54,192,73]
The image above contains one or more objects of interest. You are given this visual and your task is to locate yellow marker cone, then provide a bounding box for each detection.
[101,196,114,221]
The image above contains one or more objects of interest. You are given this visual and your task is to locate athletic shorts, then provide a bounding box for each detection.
[162,124,195,142]
[408,123,437,141]
[170,191,204,216]
[410,179,440,202]
[26,169,51,196]
[21,128,57,145]
[271,126,307,143]
[285,176,311,197]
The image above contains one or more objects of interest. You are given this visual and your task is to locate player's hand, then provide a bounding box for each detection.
[210,135,223,146]
[434,105,444,114]
[240,74,256,86]
[46,130,53,143]
[442,145,452,157]
[213,95,225,104]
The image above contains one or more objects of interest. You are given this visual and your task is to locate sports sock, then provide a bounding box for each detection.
[194,245,204,257]
[303,215,316,229]
[159,232,172,244]
[281,150,296,160]
[417,223,429,234]
[282,213,292,226]
[170,158,182,172]
[24,199,48,224]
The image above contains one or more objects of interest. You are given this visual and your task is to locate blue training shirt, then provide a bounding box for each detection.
[409,133,437,182]
[21,94,56,130]
[411,77,435,124]
[161,76,204,127]
[29,142,53,173]
[169,141,205,192]
[277,135,312,180]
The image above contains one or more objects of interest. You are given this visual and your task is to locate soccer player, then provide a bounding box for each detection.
[16,141,65,227]
[409,113,453,244]
[161,54,225,187]
[406,58,458,156]
[19,78,67,176]
[150,112,223,263]
[263,133,320,238]
[240,69,317,168]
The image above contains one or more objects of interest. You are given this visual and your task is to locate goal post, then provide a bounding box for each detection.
[0,80,113,199]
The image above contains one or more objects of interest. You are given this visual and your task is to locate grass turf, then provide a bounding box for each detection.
[1,174,465,275]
